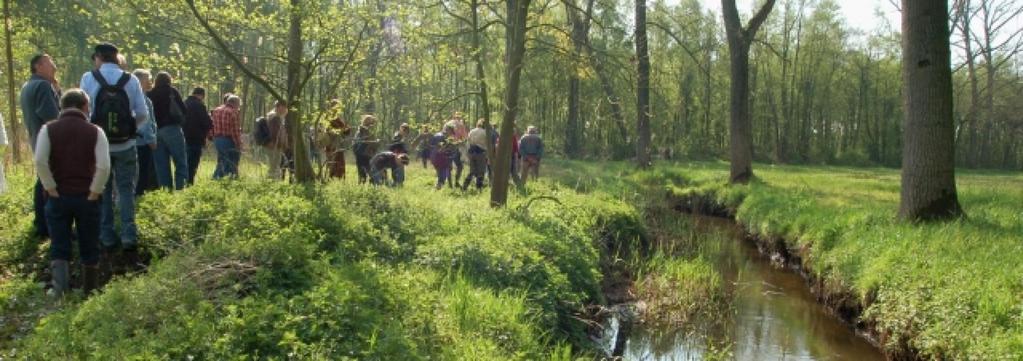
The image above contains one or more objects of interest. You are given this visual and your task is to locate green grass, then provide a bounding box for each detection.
[0,158,644,359]
[548,158,1023,359]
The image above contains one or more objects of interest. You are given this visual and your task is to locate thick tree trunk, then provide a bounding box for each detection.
[721,0,775,184]
[286,0,314,183]
[898,0,964,221]
[3,0,19,163]
[635,0,651,167]
[726,41,753,182]
[490,0,531,207]
[564,0,591,159]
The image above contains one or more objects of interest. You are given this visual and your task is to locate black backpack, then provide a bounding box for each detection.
[90,70,136,143]
[253,117,271,146]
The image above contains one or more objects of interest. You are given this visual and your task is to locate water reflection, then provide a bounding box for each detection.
[606,216,883,361]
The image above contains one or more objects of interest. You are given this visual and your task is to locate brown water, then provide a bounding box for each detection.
[601,216,885,361]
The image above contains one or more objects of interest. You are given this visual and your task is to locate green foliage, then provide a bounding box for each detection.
[635,255,725,328]
[1,163,646,359]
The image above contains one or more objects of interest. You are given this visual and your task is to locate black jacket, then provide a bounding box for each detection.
[146,84,187,129]
[182,95,213,146]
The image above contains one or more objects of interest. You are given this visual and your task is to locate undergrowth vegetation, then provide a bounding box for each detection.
[0,162,644,359]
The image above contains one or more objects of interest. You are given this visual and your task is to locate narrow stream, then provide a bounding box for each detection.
[601,216,884,361]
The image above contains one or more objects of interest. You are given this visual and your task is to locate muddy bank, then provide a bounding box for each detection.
[672,191,918,360]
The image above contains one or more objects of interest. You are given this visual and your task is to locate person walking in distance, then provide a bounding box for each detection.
[353,115,381,184]
[147,72,190,190]
[182,87,213,184]
[262,101,289,180]
[463,119,489,190]
[210,95,243,179]
[518,126,545,186]
[34,88,111,297]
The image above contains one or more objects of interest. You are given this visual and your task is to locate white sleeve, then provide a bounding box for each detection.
[90,128,111,194]
[34,126,57,190]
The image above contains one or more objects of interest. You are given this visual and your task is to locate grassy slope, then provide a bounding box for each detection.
[549,159,1023,359]
[0,160,644,359]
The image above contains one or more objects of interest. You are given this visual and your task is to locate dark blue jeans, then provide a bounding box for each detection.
[135,144,157,196]
[101,147,139,250]
[213,137,240,179]
[154,125,189,190]
[46,194,100,265]
[186,144,203,185]
[370,166,405,187]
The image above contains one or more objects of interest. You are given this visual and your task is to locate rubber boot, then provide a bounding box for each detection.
[50,260,70,299]
[82,264,101,295]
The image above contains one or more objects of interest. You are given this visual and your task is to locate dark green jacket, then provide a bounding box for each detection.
[20,74,60,151]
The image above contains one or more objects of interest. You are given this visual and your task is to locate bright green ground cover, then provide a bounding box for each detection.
[0,160,644,359]
[548,159,1023,359]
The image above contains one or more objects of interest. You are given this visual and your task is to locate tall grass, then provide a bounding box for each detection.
[547,158,1023,359]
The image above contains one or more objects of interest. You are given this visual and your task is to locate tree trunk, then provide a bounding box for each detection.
[565,0,594,159]
[898,0,964,221]
[635,0,651,167]
[469,0,497,169]
[490,0,531,207]
[721,0,775,184]
[3,0,19,163]
[286,0,314,183]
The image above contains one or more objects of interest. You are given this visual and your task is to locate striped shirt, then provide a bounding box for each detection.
[210,104,242,149]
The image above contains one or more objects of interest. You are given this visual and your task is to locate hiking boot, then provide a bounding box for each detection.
[82,264,101,295]
[49,260,70,299]
[122,249,145,273]
[101,247,122,277]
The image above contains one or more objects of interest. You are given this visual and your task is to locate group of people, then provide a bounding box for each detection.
[6,42,547,298]
[14,43,219,298]
[333,111,547,190]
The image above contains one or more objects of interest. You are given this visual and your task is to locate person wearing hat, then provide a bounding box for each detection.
[353,114,381,184]
[79,42,150,268]
[183,87,213,185]
[369,151,409,187]
[518,125,544,186]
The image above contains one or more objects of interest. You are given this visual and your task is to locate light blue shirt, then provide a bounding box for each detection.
[80,63,149,152]
[135,97,157,146]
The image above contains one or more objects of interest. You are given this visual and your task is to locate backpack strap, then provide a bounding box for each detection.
[114,72,131,88]
[91,69,110,88]
[91,70,131,89]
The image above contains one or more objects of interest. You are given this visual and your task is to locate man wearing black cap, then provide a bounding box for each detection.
[183,87,212,184]
[79,42,149,267]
